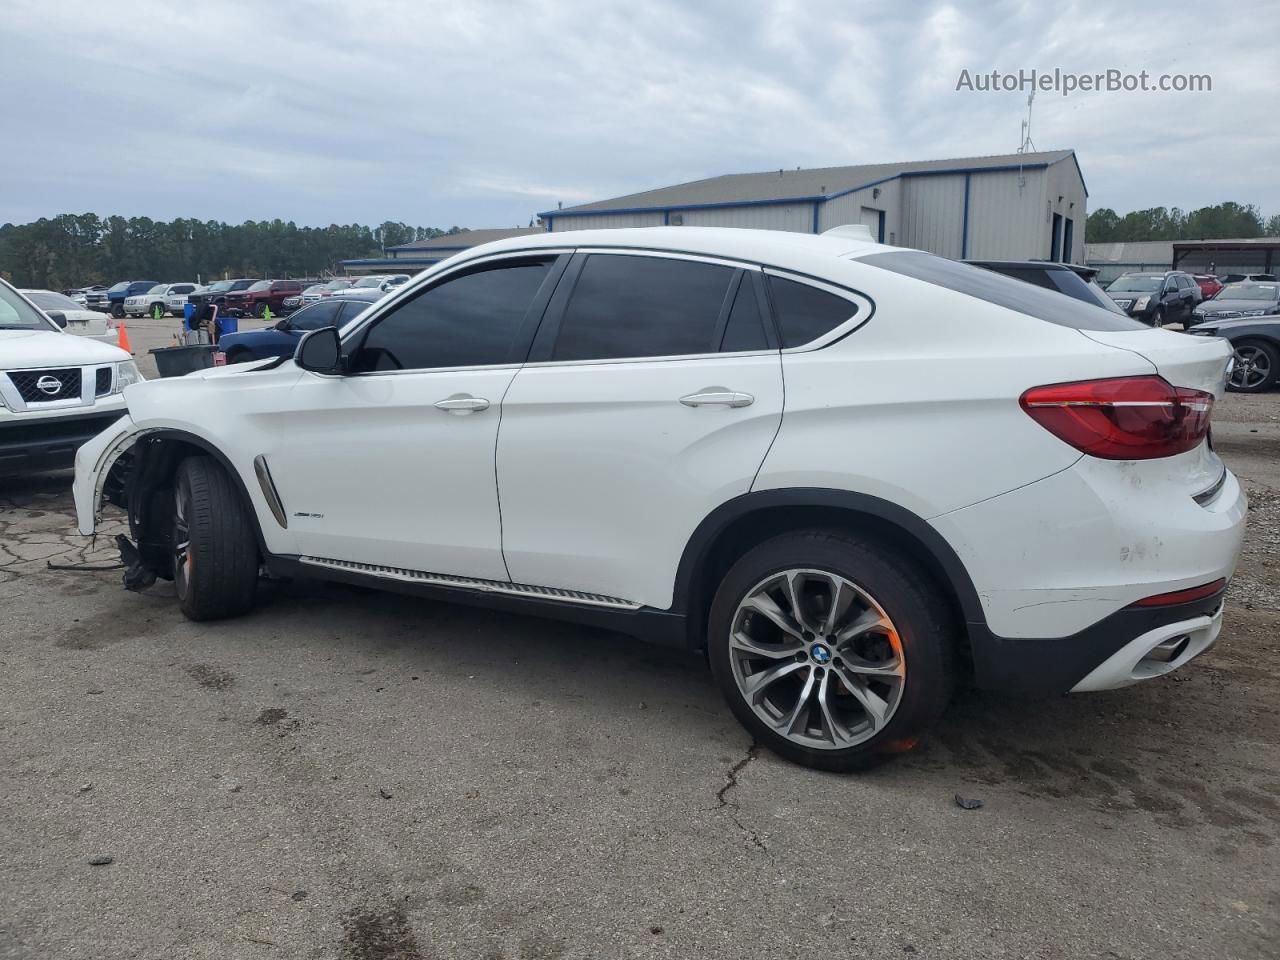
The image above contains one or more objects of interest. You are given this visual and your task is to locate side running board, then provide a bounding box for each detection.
[298,556,642,610]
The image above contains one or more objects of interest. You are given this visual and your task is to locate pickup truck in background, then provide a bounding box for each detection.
[186,278,259,314]
[222,279,304,317]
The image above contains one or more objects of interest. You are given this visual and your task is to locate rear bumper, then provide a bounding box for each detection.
[0,410,127,470]
[966,589,1226,696]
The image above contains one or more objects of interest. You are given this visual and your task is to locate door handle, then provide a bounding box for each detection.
[679,388,754,408]
[434,394,490,414]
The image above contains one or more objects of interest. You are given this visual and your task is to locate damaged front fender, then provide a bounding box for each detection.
[72,416,156,536]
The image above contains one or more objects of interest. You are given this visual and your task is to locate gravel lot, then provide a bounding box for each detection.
[1,361,1278,958]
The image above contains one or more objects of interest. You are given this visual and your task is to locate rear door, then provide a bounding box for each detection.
[496,250,784,610]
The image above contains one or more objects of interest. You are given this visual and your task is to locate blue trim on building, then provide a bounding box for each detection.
[961,173,971,259]
[663,210,670,226]
[811,201,820,233]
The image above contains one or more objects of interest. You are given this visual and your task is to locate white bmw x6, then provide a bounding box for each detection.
[74,226,1246,770]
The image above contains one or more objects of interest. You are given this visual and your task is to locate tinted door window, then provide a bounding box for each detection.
[337,299,372,324]
[552,254,735,362]
[718,276,769,352]
[291,300,342,331]
[351,259,552,372]
[766,275,858,347]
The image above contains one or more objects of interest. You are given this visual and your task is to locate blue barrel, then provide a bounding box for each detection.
[183,302,195,329]
[216,314,239,337]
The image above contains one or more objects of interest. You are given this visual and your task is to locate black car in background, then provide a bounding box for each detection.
[1189,281,1280,327]
[966,260,1127,315]
[1187,314,1280,392]
[186,278,259,312]
[1105,271,1199,326]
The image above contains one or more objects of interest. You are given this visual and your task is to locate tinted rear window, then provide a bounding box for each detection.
[862,252,1146,331]
[766,275,859,347]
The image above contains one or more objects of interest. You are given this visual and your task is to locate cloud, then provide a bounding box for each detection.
[1,0,1274,229]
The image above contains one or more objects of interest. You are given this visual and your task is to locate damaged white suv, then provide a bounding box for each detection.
[74,227,1245,770]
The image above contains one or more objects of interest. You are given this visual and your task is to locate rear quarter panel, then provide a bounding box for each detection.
[754,258,1159,518]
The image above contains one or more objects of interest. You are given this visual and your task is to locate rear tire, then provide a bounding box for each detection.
[707,530,956,772]
[1151,306,1165,328]
[254,303,268,318]
[225,348,255,364]
[172,456,259,621]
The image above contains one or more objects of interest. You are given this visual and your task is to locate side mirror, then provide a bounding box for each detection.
[47,311,68,328]
[295,326,342,374]
[275,318,290,331]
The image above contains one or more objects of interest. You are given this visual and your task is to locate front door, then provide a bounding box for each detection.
[497,251,785,610]
[263,255,564,580]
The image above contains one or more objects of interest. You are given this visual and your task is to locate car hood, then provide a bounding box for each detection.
[1195,315,1280,331]
[0,328,129,368]
[1198,298,1279,312]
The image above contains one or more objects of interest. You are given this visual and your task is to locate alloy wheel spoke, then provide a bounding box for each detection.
[730,629,803,660]
[742,591,805,641]
[778,665,816,736]
[837,651,905,678]
[834,606,893,643]
[742,660,807,705]
[833,666,892,730]
[821,577,856,636]
[815,668,852,746]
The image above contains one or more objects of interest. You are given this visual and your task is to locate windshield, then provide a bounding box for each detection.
[146,284,167,294]
[108,281,131,293]
[352,277,385,288]
[23,290,82,312]
[1217,284,1279,301]
[230,279,256,291]
[0,283,59,331]
[1108,275,1163,293]
[206,281,233,293]
[325,280,351,290]
[248,281,272,292]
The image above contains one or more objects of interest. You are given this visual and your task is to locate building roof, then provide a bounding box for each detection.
[1171,236,1280,249]
[545,150,1078,216]
[1084,241,1175,263]
[389,226,544,253]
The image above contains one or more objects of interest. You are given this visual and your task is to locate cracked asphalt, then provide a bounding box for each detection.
[1,383,1278,959]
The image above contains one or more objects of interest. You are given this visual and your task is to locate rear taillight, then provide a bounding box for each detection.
[1020,376,1213,460]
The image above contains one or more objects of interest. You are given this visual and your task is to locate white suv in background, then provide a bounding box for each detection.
[1,280,139,471]
[73,227,1245,771]
[123,283,199,318]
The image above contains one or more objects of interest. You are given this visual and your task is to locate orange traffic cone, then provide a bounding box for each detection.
[117,319,133,355]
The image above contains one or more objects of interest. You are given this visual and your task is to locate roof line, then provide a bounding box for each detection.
[539,156,1073,219]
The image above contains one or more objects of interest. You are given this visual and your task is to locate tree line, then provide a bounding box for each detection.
[0,214,470,290]
[1086,201,1280,244]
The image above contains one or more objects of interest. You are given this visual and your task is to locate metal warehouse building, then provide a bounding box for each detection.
[539,150,1087,264]
[341,226,544,275]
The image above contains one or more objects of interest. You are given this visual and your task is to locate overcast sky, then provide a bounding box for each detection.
[4,0,1276,229]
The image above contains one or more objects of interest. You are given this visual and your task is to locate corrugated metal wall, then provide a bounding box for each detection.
[1042,160,1088,263]
[899,175,966,258]
[675,203,812,232]
[549,211,665,231]
[964,168,1046,261]
[818,179,901,243]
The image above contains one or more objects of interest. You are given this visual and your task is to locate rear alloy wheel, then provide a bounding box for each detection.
[1228,340,1278,392]
[1151,306,1165,328]
[708,531,955,772]
[172,456,260,621]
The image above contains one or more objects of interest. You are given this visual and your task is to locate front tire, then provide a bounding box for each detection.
[707,530,956,772]
[225,348,255,364]
[1227,340,1279,393]
[172,456,259,621]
